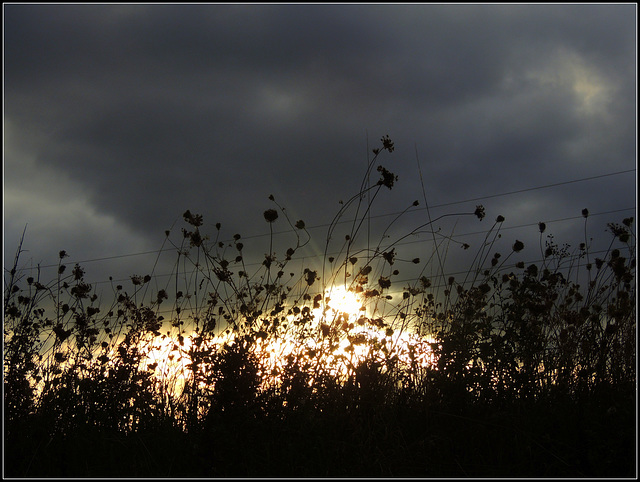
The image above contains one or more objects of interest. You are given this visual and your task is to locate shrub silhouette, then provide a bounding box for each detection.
[4,136,635,477]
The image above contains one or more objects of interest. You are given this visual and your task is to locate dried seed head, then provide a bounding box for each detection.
[512,240,525,252]
[263,209,278,223]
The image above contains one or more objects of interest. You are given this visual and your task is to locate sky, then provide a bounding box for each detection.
[3,4,637,305]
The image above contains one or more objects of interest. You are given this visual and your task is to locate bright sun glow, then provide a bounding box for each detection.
[140,284,436,398]
[321,285,366,320]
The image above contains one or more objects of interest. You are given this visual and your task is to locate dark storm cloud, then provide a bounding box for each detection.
[4,4,636,286]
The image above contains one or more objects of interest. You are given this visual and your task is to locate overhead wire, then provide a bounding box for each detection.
[110,244,628,319]
[22,168,635,271]
[20,206,635,290]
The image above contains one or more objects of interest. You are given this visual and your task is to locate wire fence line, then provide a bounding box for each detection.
[12,167,635,270]
[98,243,625,320]
[11,205,635,284]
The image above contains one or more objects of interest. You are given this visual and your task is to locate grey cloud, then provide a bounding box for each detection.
[4,4,635,285]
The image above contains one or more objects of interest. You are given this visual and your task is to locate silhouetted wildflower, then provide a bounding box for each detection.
[381,135,394,152]
[382,249,396,265]
[379,277,391,289]
[377,166,397,189]
[183,210,203,227]
[157,289,168,304]
[53,325,71,342]
[304,268,317,286]
[190,229,203,247]
[72,264,84,280]
[264,209,279,223]
[607,222,631,243]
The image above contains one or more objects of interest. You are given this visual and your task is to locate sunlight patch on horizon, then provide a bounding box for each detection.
[138,284,436,399]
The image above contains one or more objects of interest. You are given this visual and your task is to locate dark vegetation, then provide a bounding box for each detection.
[4,136,636,477]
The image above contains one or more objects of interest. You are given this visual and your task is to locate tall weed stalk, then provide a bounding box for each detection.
[4,136,635,477]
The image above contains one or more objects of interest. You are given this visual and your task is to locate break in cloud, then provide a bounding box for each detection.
[3,4,636,289]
